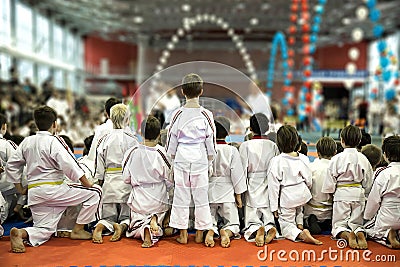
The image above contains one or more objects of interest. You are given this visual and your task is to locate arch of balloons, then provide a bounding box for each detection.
[152,13,257,87]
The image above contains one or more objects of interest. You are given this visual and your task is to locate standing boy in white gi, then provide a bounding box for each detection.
[124,116,171,247]
[364,135,400,249]
[166,73,216,247]
[6,106,102,253]
[93,104,138,243]
[304,136,336,234]
[268,125,322,245]
[239,113,279,247]
[322,125,373,249]
[207,116,246,248]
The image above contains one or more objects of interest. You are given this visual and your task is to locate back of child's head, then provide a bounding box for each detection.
[250,113,269,135]
[277,125,299,153]
[357,130,371,150]
[382,135,400,162]
[110,104,128,129]
[361,144,382,168]
[105,97,121,117]
[0,114,6,127]
[59,135,74,152]
[295,135,303,151]
[300,141,308,156]
[181,73,203,98]
[33,106,57,131]
[214,116,230,139]
[340,125,362,147]
[83,135,94,156]
[336,141,344,154]
[316,136,337,159]
[141,115,161,141]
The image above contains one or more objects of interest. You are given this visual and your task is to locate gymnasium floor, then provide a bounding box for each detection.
[1,233,399,267]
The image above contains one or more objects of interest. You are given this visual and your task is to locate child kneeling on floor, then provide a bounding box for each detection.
[123,116,172,247]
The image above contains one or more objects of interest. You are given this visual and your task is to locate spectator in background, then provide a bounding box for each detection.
[158,88,181,127]
[368,97,383,135]
[22,78,37,95]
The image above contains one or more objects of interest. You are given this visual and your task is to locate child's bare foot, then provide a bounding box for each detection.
[255,226,265,247]
[176,229,188,244]
[195,230,204,243]
[220,229,231,248]
[388,229,400,249]
[150,216,159,234]
[205,230,215,247]
[142,228,152,248]
[56,231,71,238]
[10,228,26,253]
[340,231,358,249]
[265,227,277,244]
[356,232,368,250]
[92,224,104,243]
[297,224,304,230]
[71,229,92,240]
[299,229,322,245]
[163,227,175,236]
[110,223,127,242]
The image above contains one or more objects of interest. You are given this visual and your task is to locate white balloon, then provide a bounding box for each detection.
[227,28,235,36]
[236,41,243,49]
[346,62,357,75]
[222,22,229,30]
[240,47,247,55]
[356,6,368,20]
[352,28,364,42]
[167,42,175,50]
[343,79,354,89]
[250,73,258,80]
[177,28,185,37]
[156,65,163,71]
[162,50,170,57]
[171,35,179,43]
[348,47,360,60]
[232,35,239,42]
[159,57,167,64]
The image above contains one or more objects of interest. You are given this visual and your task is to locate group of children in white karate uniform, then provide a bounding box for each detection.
[2,73,400,253]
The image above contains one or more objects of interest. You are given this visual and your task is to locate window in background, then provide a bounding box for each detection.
[0,0,11,45]
[53,68,64,88]
[16,2,33,51]
[53,24,64,60]
[19,59,34,80]
[0,53,12,80]
[35,14,50,57]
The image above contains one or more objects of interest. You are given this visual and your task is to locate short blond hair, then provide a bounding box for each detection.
[110,104,129,129]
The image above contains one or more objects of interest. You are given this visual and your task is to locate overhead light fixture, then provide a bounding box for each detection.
[250,18,259,26]
[133,16,143,24]
[181,4,191,12]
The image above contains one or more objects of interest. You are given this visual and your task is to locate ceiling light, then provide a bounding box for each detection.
[133,16,143,24]
[250,18,259,26]
[181,4,191,12]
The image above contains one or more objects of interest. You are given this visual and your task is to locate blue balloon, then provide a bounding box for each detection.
[287,109,294,116]
[299,114,306,122]
[380,57,390,68]
[385,89,396,100]
[310,34,317,43]
[301,86,308,93]
[377,41,387,52]
[318,0,327,4]
[383,70,392,82]
[369,9,380,22]
[313,16,321,24]
[299,103,306,110]
[282,62,288,69]
[309,44,316,54]
[373,25,384,38]
[300,94,306,101]
[366,0,376,8]
[282,98,289,105]
[312,25,320,33]
[284,79,291,86]
[315,5,324,14]
[370,92,377,99]
[395,72,399,78]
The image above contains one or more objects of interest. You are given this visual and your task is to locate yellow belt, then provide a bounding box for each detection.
[307,202,332,209]
[337,183,361,188]
[106,167,122,172]
[28,181,63,189]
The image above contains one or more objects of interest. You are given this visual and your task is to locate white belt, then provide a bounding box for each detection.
[209,176,231,183]
[248,171,267,179]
